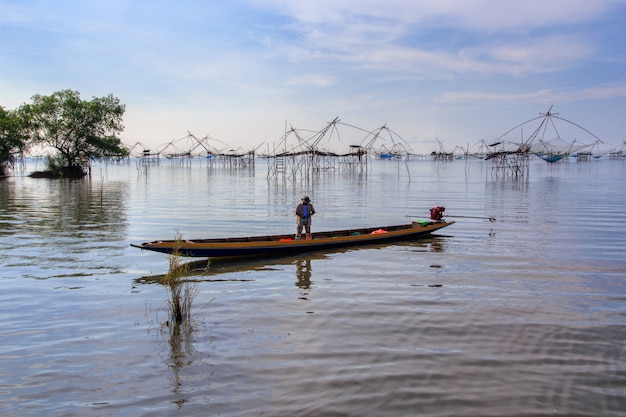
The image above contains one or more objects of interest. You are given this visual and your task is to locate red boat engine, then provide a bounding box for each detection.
[430,206,446,221]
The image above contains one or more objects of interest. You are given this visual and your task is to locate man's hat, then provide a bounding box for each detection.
[302,196,311,202]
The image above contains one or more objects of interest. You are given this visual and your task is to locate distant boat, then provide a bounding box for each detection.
[378,153,402,160]
[131,219,454,258]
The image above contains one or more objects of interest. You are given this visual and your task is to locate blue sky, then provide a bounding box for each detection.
[2,0,626,154]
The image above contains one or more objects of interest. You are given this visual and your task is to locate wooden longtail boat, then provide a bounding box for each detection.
[130,219,454,258]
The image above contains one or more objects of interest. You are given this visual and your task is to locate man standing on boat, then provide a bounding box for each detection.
[295,196,315,240]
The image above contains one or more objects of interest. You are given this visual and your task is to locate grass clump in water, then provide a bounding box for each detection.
[164,234,198,324]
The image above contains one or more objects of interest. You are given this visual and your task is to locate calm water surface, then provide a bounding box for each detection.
[1,158,625,416]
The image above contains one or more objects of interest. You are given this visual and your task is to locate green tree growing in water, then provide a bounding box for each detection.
[0,106,29,178]
[19,89,129,177]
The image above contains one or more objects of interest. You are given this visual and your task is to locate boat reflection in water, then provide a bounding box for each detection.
[134,235,448,287]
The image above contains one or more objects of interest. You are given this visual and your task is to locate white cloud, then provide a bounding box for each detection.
[251,0,621,30]
[462,35,595,75]
[286,74,334,87]
[436,85,626,103]
[246,0,617,80]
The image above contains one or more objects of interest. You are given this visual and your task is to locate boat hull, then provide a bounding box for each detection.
[131,221,454,258]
